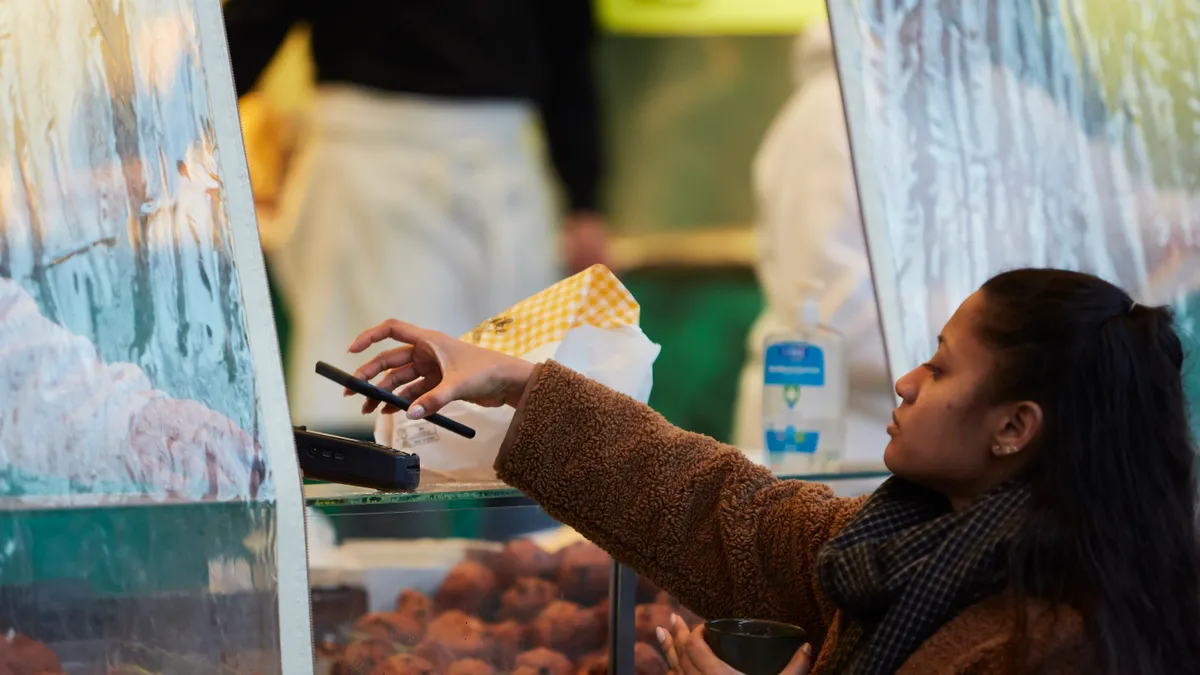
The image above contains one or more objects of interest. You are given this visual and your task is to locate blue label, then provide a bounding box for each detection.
[764,427,820,454]
[764,341,825,387]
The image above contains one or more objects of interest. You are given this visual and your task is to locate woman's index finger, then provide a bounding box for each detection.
[348,319,422,354]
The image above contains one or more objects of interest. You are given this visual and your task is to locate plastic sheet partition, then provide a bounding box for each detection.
[0,0,311,673]
[826,0,1200,403]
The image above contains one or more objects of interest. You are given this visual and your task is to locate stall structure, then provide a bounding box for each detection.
[6,1,1196,674]
[0,0,310,673]
[0,2,886,674]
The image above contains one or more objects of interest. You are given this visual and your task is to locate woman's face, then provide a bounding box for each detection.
[884,291,1030,502]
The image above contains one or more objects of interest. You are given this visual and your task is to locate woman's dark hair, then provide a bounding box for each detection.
[978,268,1200,673]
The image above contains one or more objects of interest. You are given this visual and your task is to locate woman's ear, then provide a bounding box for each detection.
[990,401,1043,457]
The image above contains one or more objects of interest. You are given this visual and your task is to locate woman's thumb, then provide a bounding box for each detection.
[781,644,813,675]
[407,384,453,420]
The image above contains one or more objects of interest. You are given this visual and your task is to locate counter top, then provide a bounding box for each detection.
[303,463,891,510]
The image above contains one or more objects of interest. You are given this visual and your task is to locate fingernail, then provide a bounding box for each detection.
[407,405,425,420]
[655,627,667,644]
[802,644,812,656]
[670,614,677,627]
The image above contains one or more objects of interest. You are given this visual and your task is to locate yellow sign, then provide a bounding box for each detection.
[597,0,827,35]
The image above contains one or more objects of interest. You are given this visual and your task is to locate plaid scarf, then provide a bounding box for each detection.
[817,477,1031,675]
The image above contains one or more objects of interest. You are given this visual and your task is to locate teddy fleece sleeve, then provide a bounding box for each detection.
[495,361,864,643]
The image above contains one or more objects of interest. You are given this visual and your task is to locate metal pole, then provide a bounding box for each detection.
[607,561,637,675]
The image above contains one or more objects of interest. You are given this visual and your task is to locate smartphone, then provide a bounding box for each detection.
[315,361,476,439]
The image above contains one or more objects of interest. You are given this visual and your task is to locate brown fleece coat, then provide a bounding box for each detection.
[496,362,1088,674]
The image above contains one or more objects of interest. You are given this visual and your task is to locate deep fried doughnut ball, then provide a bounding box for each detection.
[415,610,490,671]
[487,620,527,669]
[499,578,560,622]
[530,601,604,658]
[512,648,573,675]
[575,651,608,675]
[354,611,425,645]
[445,658,496,675]
[436,561,499,617]
[633,642,668,675]
[395,589,435,625]
[333,639,397,675]
[555,543,610,606]
[369,653,437,675]
[490,540,558,587]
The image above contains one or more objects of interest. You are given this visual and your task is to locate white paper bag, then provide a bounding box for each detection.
[374,266,661,481]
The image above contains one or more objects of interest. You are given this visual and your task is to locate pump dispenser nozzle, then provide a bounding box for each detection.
[796,280,824,328]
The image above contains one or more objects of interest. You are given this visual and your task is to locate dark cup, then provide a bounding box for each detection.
[703,619,807,675]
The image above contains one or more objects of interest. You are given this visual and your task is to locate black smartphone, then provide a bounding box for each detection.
[314,361,477,439]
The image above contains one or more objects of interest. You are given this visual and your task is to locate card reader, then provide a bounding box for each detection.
[294,426,421,492]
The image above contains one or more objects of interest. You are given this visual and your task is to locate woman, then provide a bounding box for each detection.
[348,268,1200,674]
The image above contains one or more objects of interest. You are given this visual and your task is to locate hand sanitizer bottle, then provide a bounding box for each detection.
[762,281,847,474]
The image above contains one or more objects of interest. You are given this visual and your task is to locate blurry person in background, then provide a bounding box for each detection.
[222,0,609,438]
[733,18,895,462]
[0,276,264,503]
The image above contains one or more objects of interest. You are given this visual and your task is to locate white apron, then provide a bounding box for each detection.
[273,87,558,432]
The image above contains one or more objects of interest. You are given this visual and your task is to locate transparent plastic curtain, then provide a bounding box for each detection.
[0,0,270,503]
[0,0,308,672]
[827,0,1200,425]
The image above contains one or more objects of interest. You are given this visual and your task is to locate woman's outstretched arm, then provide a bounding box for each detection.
[496,362,863,644]
[349,320,866,645]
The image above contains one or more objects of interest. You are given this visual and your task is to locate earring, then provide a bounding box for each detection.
[1004,445,1019,455]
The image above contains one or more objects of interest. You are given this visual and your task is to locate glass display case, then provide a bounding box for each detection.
[303,492,615,675]
[0,0,310,673]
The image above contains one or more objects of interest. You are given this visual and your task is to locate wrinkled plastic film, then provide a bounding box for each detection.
[827,0,1200,386]
[0,0,271,505]
[0,0,288,672]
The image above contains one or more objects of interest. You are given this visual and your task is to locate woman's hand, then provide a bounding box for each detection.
[656,615,812,675]
[348,319,536,419]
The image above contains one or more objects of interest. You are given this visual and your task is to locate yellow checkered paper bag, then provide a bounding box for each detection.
[463,265,641,356]
[375,265,661,482]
